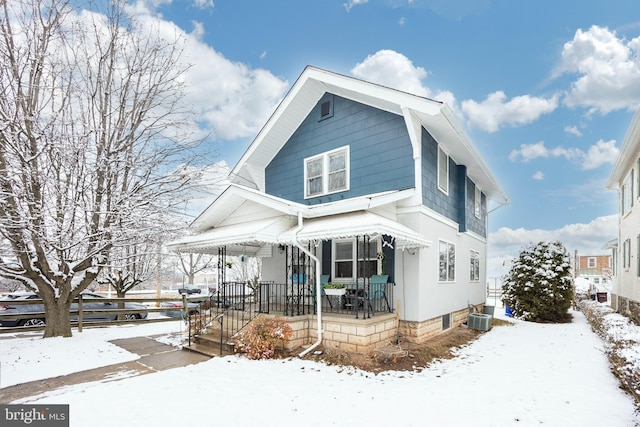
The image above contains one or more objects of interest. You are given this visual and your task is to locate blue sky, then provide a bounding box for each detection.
[118,0,640,278]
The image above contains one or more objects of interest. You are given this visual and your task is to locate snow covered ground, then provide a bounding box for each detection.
[1,304,639,427]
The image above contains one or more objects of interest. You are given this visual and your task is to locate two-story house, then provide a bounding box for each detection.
[573,251,612,290]
[169,67,509,353]
[607,108,640,325]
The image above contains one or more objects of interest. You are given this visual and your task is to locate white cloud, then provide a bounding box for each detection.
[193,0,214,9]
[461,91,559,133]
[582,139,619,170]
[508,141,548,162]
[121,2,288,142]
[508,139,618,170]
[564,125,582,137]
[399,17,407,26]
[557,25,640,114]
[532,171,544,180]
[488,215,618,280]
[351,50,458,110]
[190,21,205,40]
[344,0,368,12]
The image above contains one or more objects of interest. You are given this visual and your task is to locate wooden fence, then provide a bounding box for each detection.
[0,294,209,334]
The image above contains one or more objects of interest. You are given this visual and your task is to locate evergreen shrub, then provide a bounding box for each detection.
[502,241,574,322]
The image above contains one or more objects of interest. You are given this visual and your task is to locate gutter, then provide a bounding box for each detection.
[293,211,323,358]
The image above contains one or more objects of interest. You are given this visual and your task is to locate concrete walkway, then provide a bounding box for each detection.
[0,336,209,403]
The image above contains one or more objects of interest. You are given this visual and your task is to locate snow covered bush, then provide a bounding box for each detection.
[579,300,640,403]
[234,317,294,360]
[502,241,574,322]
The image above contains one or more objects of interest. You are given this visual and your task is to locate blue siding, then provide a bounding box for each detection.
[265,94,414,204]
[421,128,459,222]
[466,179,487,237]
[421,128,487,238]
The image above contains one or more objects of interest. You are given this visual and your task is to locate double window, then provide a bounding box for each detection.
[333,238,379,279]
[439,240,456,282]
[305,146,349,198]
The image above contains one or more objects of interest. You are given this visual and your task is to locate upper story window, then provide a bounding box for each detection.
[437,146,449,194]
[588,257,596,268]
[637,158,640,199]
[304,146,349,198]
[622,169,633,215]
[474,186,482,218]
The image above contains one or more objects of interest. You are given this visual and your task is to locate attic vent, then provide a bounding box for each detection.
[319,96,333,120]
[320,101,331,117]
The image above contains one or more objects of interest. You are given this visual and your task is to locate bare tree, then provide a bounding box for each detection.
[176,252,215,286]
[0,0,198,337]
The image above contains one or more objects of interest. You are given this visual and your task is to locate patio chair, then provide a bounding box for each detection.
[369,275,391,312]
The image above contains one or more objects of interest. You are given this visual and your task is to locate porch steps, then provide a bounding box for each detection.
[182,309,254,357]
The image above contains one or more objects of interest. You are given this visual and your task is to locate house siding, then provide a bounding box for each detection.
[420,128,486,238]
[614,150,640,324]
[466,178,487,236]
[265,93,414,203]
[421,129,459,223]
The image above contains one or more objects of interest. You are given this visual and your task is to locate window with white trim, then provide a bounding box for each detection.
[474,186,482,218]
[622,170,633,215]
[637,158,640,199]
[439,240,455,282]
[637,234,640,277]
[587,257,596,268]
[470,250,480,281]
[437,146,449,194]
[623,238,631,269]
[304,146,349,198]
[332,238,379,279]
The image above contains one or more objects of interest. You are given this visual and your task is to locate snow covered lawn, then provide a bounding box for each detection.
[1,308,639,426]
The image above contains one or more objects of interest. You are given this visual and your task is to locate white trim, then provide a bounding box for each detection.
[279,211,432,249]
[438,239,456,283]
[474,185,482,219]
[304,145,350,199]
[470,249,480,282]
[437,146,449,195]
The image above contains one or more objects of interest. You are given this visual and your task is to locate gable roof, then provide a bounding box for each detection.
[607,107,640,188]
[230,66,508,206]
[190,183,415,231]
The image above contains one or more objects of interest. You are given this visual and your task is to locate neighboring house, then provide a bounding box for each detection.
[168,67,509,352]
[607,107,640,325]
[573,251,612,291]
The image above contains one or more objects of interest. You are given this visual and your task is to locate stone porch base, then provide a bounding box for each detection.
[398,306,471,344]
[268,304,480,354]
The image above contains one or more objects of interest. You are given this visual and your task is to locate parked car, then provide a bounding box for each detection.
[0,292,148,327]
[159,300,201,318]
[177,286,201,295]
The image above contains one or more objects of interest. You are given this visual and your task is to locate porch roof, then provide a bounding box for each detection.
[279,211,432,249]
[166,216,294,255]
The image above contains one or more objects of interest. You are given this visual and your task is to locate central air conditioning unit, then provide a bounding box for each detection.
[467,313,492,331]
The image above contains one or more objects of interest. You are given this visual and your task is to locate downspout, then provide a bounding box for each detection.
[294,211,323,358]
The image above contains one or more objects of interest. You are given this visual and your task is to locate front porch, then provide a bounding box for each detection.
[185,279,397,357]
